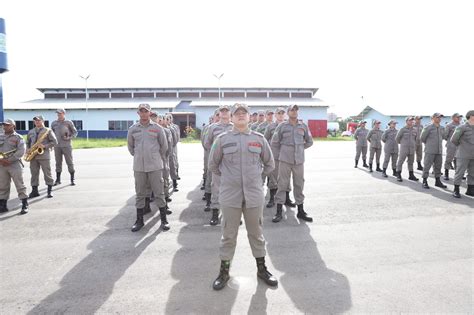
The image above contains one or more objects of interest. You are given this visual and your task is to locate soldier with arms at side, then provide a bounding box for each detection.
[451,110,474,198]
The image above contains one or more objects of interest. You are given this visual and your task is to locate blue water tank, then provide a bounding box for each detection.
[0,18,7,73]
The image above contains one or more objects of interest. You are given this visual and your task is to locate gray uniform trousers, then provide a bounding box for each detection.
[416,144,423,163]
[369,148,382,164]
[454,158,474,186]
[422,154,443,179]
[135,170,166,209]
[220,204,266,261]
[396,152,415,172]
[0,163,28,200]
[205,170,212,194]
[169,152,178,180]
[355,145,368,161]
[210,174,221,209]
[30,159,54,186]
[444,143,457,169]
[275,161,304,205]
[383,153,398,170]
[267,159,291,191]
[54,146,74,173]
[203,149,209,180]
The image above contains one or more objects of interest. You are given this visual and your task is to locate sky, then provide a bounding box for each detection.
[1,0,473,118]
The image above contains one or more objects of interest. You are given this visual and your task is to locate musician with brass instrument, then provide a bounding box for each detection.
[26,115,58,199]
[0,119,29,214]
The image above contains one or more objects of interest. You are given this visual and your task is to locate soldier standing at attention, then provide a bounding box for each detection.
[367,120,383,172]
[166,114,179,192]
[209,103,277,290]
[414,116,424,171]
[444,113,463,180]
[256,109,273,135]
[250,110,265,131]
[204,105,233,225]
[201,111,219,192]
[395,116,419,182]
[420,113,447,189]
[271,104,313,223]
[27,115,58,199]
[0,119,29,214]
[451,110,474,198]
[127,104,170,232]
[249,112,258,127]
[354,121,369,168]
[381,120,399,178]
[51,108,78,186]
[168,114,181,180]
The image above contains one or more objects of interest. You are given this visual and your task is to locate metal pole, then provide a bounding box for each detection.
[80,74,90,141]
[213,73,224,106]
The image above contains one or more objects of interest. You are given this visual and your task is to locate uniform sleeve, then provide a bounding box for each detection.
[7,136,26,162]
[46,129,58,148]
[304,124,313,149]
[158,127,168,160]
[367,130,373,143]
[69,121,78,138]
[261,137,275,175]
[263,125,272,142]
[420,126,429,143]
[208,136,223,176]
[381,130,388,143]
[172,127,179,146]
[204,125,214,150]
[450,126,463,146]
[354,128,359,140]
[127,128,135,156]
[395,128,403,144]
[271,124,282,148]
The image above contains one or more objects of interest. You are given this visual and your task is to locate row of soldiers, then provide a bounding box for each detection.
[0,109,78,214]
[353,111,474,198]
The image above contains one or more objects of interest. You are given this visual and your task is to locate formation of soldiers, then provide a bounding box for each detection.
[0,109,78,214]
[353,111,474,198]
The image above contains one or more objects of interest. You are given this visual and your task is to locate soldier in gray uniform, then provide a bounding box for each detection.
[201,111,219,192]
[249,112,258,127]
[166,114,180,192]
[420,113,447,189]
[26,115,58,199]
[444,113,463,180]
[414,116,424,170]
[451,110,474,198]
[209,103,277,290]
[381,120,399,178]
[250,110,265,131]
[367,120,383,172]
[0,119,29,214]
[51,108,78,186]
[395,116,419,182]
[127,103,170,232]
[271,104,313,223]
[256,109,273,135]
[354,121,369,168]
[204,105,233,225]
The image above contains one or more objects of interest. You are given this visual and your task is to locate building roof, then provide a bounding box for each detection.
[355,105,449,119]
[189,98,329,107]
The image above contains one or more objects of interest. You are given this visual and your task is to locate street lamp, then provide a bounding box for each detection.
[79,74,90,141]
[213,73,224,105]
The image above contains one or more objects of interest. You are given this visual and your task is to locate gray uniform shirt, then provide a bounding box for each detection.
[444,122,460,147]
[201,124,210,149]
[256,121,270,135]
[26,127,58,160]
[415,124,424,145]
[451,123,474,159]
[209,127,275,208]
[271,121,313,165]
[127,121,168,172]
[367,128,383,149]
[354,127,368,147]
[250,122,262,131]
[51,120,78,148]
[382,128,399,154]
[264,121,282,161]
[204,122,233,150]
[396,126,417,155]
[421,124,445,154]
[0,131,26,163]
[163,127,173,158]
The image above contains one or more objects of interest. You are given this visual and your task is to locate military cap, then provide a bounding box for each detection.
[55,108,66,114]
[33,115,45,121]
[231,103,249,115]
[387,119,398,126]
[374,120,381,125]
[452,112,463,118]
[265,109,275,115]
[287,104,299,112]
[218,105,231,112]
[138,103,151,111]
[251,112,258,116]
[405,116,415,121]
[414,115,423,120]
[275,107,286,114]
[466,110,474,119]
[150,111,158,117]
[0,118,15,125]
[431,112,444,118]
[360,120,367,124]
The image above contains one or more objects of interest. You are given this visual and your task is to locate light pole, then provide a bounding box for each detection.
[213,73,224,105]
[80,74,90,141]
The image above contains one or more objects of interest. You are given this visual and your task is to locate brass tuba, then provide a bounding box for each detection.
[0,149,17,160]
[24,129,51,162]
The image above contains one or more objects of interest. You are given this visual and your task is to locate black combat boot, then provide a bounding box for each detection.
[47,185,53,198]
[150,192,155,202]
[417,162,423,171]
[382,168,388,178]
[210,208,219,225]
[284,192,296,207]
[29,186,40,199]
[272,204,283,223]
[396,171,403,182]
[256,257,278,286]
[369,163,373,173]
[165,202,172,215]
[204,193,211,212]
[408,171,419,181]
[213,260,230,290]
[354,159,358,168]
[392,168,397,177]
[20,199,29,215]
[466,185,474,197]
[202,193,207,201]
[452,185,461,198]
[70,172,75,186]
[143,197,151,215]
[200,178,206,190]
[266,189,277,208]
[362,159,369,168]
[159,207,170,231]
[172,179,179,192]
[435,177,447,189]
[54,172,61,186]
[0,200,8,213]
[444,169,449,181]
[376,163,382,172]
[297,204,313,222]
[131,208,144,232]
[422,178,429,189]
[165,196,172,203]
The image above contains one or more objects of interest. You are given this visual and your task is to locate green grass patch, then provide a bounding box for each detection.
[180,137,201,144]
[73,138,128,149]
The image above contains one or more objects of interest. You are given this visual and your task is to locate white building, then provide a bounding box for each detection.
[5,87,330,138]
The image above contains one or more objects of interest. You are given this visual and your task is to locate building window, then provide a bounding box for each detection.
[247,92,267,98]
[291,92,312,98]
[224,92,245,98]
[89,93,109,99]
[28,120,49,130]
[15,121,27,130]
[108,120,134,131]
[45,93,66,99]
[134,92,154,98]
[71,120,83,131]
[111,93,132,98]
[67,93,86,99]
[179,92,200,98]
